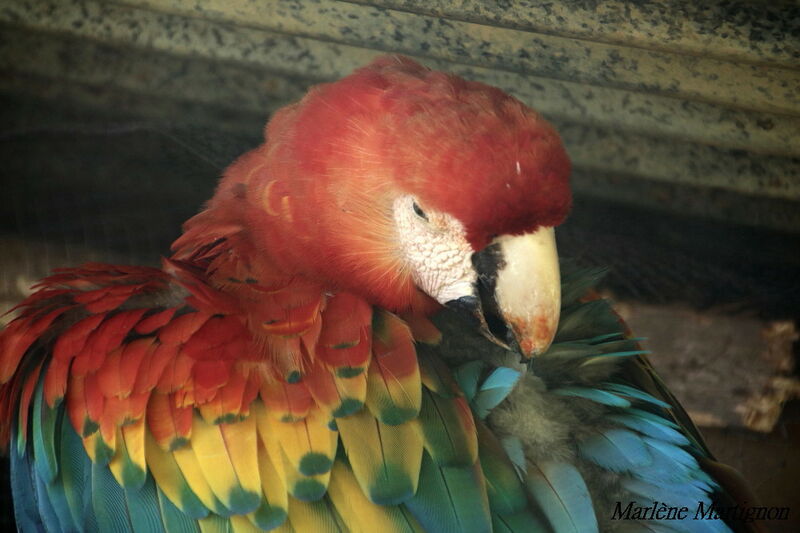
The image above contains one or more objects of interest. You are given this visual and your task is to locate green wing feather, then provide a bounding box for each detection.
[155,485,202,533]
[91,460,135,532]
[417,388,477,467]
[335,408,423,506]
[32,376,59,484]
[404,452,492,533]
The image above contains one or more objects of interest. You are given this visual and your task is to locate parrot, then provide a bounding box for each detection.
[0,55,756,533]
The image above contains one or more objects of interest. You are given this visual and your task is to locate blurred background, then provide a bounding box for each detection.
[1,0,799,530]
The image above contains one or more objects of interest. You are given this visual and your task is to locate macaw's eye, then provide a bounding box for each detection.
[412,201,428,221]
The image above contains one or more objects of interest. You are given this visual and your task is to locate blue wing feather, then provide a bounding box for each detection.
[473,368,521,419]
[452,361,485,402]
[91,461,135,533]
[499,437,526,480]
[578,429,651,472]
[126,474,170,533]
[551,387,631,408]
[33,467,64,533]
[10,437,46,533]
[607,414,690,446]
[526,461,598,533]
[601,383,670,409]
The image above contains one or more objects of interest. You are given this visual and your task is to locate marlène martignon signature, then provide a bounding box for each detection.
[611,501,790,524]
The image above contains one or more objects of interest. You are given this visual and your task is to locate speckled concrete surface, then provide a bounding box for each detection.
[560,123,800,200]
[0,27,300,116]
[568,168,800,233]
[0,0,800,229]
[1,0,798,232]
[357,0,800,67]
[125,0,799,114]
[1,0,797,158]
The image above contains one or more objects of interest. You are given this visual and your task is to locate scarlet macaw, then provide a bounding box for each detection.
[1,56,750,532]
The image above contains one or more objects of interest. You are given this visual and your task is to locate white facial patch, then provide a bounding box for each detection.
[392,195,476,304]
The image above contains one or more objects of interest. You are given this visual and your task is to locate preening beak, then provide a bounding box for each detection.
[445,227,561,359]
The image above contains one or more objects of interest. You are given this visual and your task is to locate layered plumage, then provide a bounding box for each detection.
[1,56,753,532]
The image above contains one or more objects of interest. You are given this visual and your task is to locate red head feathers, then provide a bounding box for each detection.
[176,55,571,311]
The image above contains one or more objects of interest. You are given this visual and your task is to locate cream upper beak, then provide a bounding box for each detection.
[443,226,562,359]
[490,227,561,358]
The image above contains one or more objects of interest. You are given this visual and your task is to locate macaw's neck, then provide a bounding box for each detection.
[167,157,441,378]
[168,203,441,380]
[169,206,339,380]
[171,147,437,315]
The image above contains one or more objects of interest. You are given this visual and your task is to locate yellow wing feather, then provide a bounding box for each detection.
[327,460,423,533]
[336,409,423,506]
[287,498,345,532]
[271,405,338,477]
[172,428,233,515]
[108,419,147,488]
[189,413,261,514]
[219,417,263,502]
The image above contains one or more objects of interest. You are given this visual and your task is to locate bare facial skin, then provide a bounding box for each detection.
[392,195,476,305]
[394,193,561,358]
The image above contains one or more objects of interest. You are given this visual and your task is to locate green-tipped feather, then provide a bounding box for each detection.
[336,409,422,505]
[404,453,491,533]
[287,497,347,531]
[417,350,462,399]
[197,514,231,533]
[249,496,289,531]
[418,388,477,467]
[475,424,530,518]
[144,431,211,520]
[32,377,59,484]
[155,485,201,533]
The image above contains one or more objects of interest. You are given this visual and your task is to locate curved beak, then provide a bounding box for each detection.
[445,227,561,359]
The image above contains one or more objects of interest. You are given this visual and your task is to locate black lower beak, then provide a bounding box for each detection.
[444,229,561,359]
[444,250,513,351]
[473,244,517,348]
[444,295,481,325]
